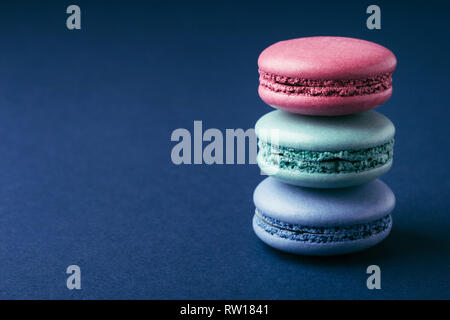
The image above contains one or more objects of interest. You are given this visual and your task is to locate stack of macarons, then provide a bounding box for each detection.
[253,36,397,255]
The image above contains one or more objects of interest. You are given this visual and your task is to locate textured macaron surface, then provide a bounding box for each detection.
[255,110,395,178]
[259,70,392,97]
[254,210,392,244]
[257,36,397,115]
[252,178,395,254]
[258,36,396,81]
[258,140,393,175]
[253,178,395,227]
[255,110,395,150]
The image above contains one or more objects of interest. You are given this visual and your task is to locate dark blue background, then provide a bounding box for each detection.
[0,0,448,299]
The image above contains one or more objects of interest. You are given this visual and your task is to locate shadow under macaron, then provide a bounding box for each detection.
[256,224,448,267]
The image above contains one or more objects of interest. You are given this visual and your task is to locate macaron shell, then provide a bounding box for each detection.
[258,85,392,116]
[257,37,396,115]
[255,110,395,151]
[258,36,397,80]
[253,215,392,256]
[253,178,395,227]
[257,154,393,188]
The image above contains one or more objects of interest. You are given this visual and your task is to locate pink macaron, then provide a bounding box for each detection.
[258,36,397,116]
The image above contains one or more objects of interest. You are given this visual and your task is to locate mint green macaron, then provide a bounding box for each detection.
[255,110,395,188]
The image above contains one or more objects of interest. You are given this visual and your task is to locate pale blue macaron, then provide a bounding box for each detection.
[255,110,395,188]
[253,177,395,255]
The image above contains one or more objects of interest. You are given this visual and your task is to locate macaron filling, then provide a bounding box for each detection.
[259,70,392,97]
[254,210,392,243]
[258,139,394,174]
